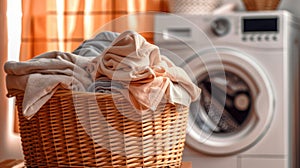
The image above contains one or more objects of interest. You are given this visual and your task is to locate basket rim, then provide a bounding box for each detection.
[8,88,118,98]
[8,88,189,109]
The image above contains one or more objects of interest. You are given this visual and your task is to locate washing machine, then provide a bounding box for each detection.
[154,11,300,168]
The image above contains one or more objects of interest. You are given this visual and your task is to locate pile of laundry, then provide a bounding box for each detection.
[5,31,201,119]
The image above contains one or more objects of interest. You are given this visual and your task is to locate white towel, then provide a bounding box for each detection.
[5,51,93,119]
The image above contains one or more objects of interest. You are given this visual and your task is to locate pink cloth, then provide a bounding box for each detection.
[92,30,201,111]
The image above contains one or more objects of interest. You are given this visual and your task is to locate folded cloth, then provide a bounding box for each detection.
[5,51,93,119]
[73,31,120,57]
[91,30,201,111]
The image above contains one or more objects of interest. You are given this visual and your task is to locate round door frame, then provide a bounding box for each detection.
[184,47,275,155]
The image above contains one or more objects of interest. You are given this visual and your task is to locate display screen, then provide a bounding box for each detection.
[243,18,278,32]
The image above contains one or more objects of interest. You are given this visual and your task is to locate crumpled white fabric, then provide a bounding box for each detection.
[5,31,202,119]
[5,51,93,119]
[91,30,201,111]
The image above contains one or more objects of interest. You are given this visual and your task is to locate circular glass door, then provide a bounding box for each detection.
[184,48,274,155]
[195,71,252,135]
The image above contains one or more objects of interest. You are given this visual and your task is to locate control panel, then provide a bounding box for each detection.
[241,17,279,42]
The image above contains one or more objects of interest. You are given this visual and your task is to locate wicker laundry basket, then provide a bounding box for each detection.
[243,0,281,11]
[168,0,221,14]
[11,89,189,168]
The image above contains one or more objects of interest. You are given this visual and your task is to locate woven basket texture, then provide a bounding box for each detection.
[11,89,189,168]
[243,0,280,10]
[168,0,221,14]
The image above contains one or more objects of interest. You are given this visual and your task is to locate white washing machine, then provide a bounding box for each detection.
[154,11,300,168]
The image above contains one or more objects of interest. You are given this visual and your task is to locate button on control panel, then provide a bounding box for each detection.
[242,34,278,42]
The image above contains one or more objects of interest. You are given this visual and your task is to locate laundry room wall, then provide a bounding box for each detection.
[278,0,300,17]
[222,0,300,17]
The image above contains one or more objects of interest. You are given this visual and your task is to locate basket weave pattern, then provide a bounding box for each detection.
[13,89,189,167]
[243,0,280,10]
[168,0,221,14]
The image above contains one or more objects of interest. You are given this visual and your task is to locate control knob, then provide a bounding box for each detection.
[211,18,231,37]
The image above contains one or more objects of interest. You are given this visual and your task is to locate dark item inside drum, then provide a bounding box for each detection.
[192,71,252,135]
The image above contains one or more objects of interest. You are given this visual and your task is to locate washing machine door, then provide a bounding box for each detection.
[183,47,274,155]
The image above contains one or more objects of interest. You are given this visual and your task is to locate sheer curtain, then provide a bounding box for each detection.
[0,0,9,152]
[20,0,169,61]
[1,0,24,160]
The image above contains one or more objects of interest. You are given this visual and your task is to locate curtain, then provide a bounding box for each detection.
[1,0,23,159]
[0,0,8,136]
[0,0,9,136]
[20,0,169,61]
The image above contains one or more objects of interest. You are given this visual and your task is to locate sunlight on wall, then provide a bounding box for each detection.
[56,0,65,51]
[7,2,22,61]
[5,0,23,159]
[84,0,94,39]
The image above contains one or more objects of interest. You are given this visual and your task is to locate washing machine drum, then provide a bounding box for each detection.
[196,71,252,134]
[183,48,274,155]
